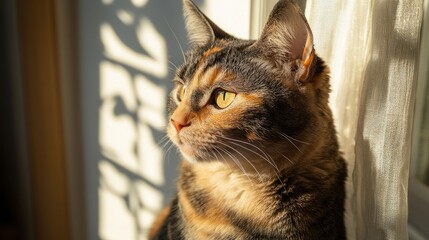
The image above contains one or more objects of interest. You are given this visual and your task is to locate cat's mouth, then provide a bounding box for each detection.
[174,138,205,162]
[169,133,216,162]
[168,131,197,157]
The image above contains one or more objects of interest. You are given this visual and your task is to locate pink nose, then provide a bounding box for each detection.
[171,118,190,133]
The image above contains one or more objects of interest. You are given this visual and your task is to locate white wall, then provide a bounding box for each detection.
[201,0,251,39]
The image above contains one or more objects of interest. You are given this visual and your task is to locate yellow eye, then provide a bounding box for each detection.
[215,90,236,109]
[177,85,186,101]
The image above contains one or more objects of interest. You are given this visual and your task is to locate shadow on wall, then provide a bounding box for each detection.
[80,0,204,239]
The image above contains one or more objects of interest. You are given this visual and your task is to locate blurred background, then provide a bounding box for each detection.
[1,0,428,239]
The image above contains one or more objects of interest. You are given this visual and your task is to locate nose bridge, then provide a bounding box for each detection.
[171,103,190,125]
[171,75,202,132]
[171,102,198,133]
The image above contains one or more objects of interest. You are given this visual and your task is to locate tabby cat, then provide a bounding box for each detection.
[149,0,347,239]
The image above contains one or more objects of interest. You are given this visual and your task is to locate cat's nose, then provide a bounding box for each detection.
[171,117,191,133]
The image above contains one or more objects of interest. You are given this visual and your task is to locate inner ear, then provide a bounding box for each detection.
[183,0,234,47]
[255,0,314,81]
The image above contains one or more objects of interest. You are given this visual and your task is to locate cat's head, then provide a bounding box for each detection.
[168,0,332,172]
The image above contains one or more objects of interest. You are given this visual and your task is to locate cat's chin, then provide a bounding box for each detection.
[178,144,216,163]
[174,142,196,161]
[177,145,203,163]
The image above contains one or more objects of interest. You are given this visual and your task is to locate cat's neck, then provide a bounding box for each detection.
[176,140,345,238]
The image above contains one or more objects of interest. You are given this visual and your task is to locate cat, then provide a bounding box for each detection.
[149,0,347,239]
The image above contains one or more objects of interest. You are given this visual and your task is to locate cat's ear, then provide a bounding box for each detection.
[256,0,314,82]
[183,0,233,47]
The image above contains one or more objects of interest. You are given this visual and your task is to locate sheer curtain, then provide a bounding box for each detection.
[304,0,423,239]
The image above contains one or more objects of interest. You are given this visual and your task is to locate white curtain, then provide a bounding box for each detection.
[304,0,423,239]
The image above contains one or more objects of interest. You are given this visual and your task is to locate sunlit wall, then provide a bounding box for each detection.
[80,0,250,239]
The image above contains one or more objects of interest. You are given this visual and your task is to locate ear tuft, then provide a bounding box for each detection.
[183,0,233,47]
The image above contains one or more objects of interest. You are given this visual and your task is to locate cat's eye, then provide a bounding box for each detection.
[177,85,186,102]
[214,89,236,109]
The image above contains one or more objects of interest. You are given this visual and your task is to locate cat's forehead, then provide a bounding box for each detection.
[176,40,260,90]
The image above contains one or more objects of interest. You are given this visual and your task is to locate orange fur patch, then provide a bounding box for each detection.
[203,67,222,87]
[195,47,223,72]
[194,47,223,88]
[178,187,236,238]
[247,132,260,141]
[148,205,171,239]
[203,46,222,58]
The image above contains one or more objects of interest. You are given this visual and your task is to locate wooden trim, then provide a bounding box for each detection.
[16,0,71,239]
[55,0,86,239]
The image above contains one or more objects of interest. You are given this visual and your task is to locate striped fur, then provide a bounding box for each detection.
[149,0,347,239]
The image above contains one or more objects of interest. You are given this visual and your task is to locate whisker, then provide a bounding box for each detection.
[276,131,309,145]
[221,136,271,160]
[157,135,170,145]
[212,146,232,171]
[218,141,263,182]
[219,137,285,186]
[278,132,303,153]
[280,152,293,164]
[163,140,176,164]
[160,138,173,152]
[218,135,289,187]
[164,19,186,62]
[284,134,309,145]
[201,145,213,160]
[221,138,278,172]
[216,145,253,185]
[207,145,230,170]
[167,59,180,73]
[168,59,179,69]
[220,136,279,173]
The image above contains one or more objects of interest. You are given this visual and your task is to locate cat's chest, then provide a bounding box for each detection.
[182,164,284,224]
[208,174,276,215]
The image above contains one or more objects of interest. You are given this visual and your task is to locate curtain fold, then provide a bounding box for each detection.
[305,0,423,239]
